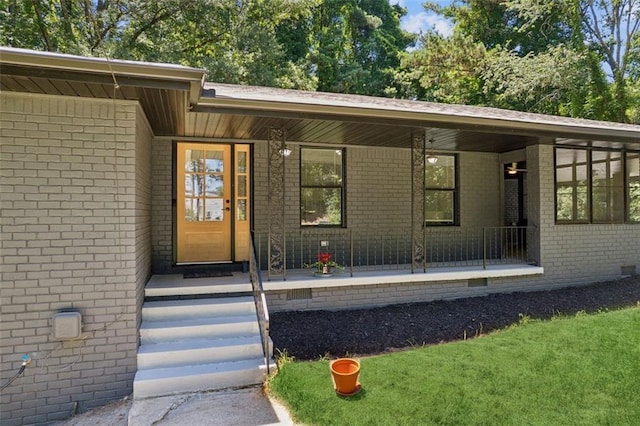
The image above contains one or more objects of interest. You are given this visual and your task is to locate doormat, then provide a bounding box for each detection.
[183,269,233,279]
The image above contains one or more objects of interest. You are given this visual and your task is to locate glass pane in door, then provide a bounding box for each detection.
[205,199,223,221]
[206,175,223,196]
[185,150,204,172]
[205,150,224,172]
[184,199,203,221]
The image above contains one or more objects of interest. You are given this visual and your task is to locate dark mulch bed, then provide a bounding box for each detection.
[270,275,640,361]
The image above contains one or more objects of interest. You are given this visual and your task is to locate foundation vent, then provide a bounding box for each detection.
[621,265,637,277]
[287,288,312,300]
[468,278,488,288]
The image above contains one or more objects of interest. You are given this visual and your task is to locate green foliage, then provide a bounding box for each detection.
[629,83,640,124]
[310,0,415,96]
[506,0,640,122]
[428,0,575,53]
[483,44,591,115]
[2,0,638,122]
[0,0,411,94]
[325,189,342,224]
[401,0,640,122]
[394,32,487,103]
[0,0,319,89]
[630,181,640,221]
[573,0,640,122]
[270,307,640,425]
[0,0,129,55]
[116,0,320,89]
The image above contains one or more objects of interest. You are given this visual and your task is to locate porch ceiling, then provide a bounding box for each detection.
[183,111,537,152]
[191,83,640,152]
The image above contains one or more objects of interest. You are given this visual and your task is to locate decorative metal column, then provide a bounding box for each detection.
[411,131,426,273]
[267,127,286,280]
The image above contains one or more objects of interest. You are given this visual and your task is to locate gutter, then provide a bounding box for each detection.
[0,46,205,106]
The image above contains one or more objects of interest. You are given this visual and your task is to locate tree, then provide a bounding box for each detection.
[506,0,640,122]
[394,32,488,104]
[397,0,588,112]
[394,34,597,116]
[309,0,414,96]
[482,44,592,116]
[425,0,575,54]
[398,0,638,122]
[1,0,414,95]
[0,0,131,55]
[0,0,319,89]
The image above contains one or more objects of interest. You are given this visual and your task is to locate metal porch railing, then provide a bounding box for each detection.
[249,233,270,374]
[255,226,535,280]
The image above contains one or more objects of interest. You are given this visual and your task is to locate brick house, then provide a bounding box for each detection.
[1,47,639,423]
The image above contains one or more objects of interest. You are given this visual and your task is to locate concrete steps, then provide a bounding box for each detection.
[142,297,256,320]
[144,273,252,297]
[137,335,264,369]
[134,285,272,399]
[134,359,269,399]
[140,315,260,343]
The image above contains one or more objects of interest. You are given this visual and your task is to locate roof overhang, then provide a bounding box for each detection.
[1,47,205,105]
[2,47,639,152]
[196,84,640,145]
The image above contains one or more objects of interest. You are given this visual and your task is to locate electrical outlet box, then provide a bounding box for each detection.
[53,312,82,340]
[320,240,329,247]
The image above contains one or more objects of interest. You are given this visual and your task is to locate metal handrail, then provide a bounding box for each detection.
[249,233,270,374]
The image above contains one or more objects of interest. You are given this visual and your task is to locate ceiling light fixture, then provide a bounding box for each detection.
[279,146,292,157]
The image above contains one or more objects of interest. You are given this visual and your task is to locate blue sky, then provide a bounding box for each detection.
[392,0,454,36]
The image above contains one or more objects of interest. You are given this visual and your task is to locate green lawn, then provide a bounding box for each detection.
[268,307,640,425]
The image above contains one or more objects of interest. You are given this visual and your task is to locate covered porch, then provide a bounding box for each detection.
[215,83,548,285]
[186,85,637,310]
[248,226,543,312]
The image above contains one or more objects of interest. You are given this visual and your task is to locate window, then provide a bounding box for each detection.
[592,151,624,223]
[555,148,639,224]
[425,154,457,225]
[555,148,589,222]
[628,152,640,222]
[301,148,344,226]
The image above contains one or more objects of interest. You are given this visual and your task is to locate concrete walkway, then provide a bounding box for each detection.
[128,386,295,426]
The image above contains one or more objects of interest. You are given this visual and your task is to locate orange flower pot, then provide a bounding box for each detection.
[330,358,361,395]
